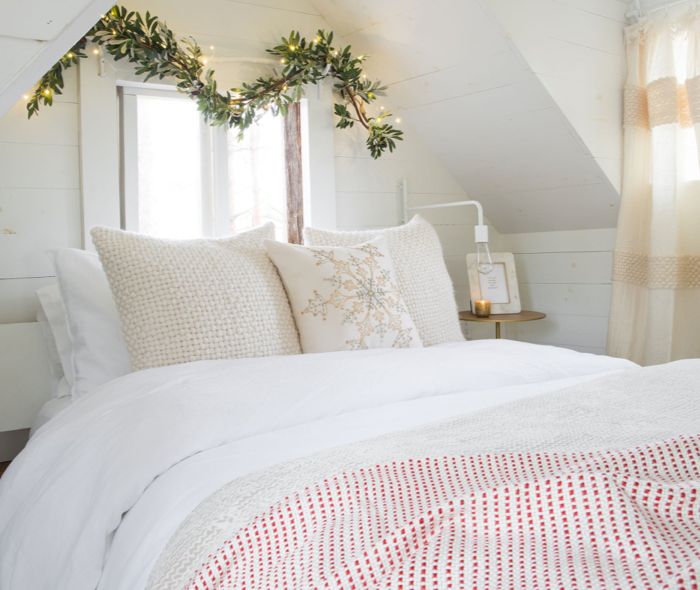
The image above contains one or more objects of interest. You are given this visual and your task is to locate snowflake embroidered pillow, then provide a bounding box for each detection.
[265,238,422,353]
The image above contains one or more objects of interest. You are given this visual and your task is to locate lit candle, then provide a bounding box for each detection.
[474,299,491,318]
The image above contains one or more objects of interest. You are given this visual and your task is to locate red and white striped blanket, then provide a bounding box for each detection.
[186,436,700,590]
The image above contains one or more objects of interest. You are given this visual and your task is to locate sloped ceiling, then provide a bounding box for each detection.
[0,0,625,235]
[311,0,624,234]
[0,0,113,117]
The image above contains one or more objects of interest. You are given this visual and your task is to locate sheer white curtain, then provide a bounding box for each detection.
[608,11,700,364]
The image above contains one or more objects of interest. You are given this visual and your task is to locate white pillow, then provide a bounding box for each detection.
[303,215,462,346]
[266,238,422,353]
[35,297,64,398]
[53,249,131,398]
[36,282,74,397]
[91,223,301,371]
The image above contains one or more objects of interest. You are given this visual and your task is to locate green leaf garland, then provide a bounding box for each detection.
[26,6,403,159]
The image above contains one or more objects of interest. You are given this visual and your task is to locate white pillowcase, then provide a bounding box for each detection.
[303,215,463,346]
[53,249,131,398]
[91,223,301,371]
[266,238,422,353]
[35,283,73,393]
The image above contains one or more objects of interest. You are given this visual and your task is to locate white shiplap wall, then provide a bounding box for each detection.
[0,69,82,323]
[499,229,616,354]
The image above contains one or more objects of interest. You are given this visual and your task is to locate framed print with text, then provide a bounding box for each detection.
[466,252,521,314]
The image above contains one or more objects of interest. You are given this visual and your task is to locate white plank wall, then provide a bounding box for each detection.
[0,68,82,323]
[482,0,626,193]
[498,228,617,354]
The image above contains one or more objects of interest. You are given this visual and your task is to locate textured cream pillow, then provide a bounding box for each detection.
[265,238,422,353]
[303,216,462,346]
[91,224,300,370]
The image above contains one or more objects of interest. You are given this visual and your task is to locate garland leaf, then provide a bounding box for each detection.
[26,6,403,159]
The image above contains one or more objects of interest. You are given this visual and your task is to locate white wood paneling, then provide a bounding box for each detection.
[0,0,96,41]
[0,144,80,190]
[493,228,616,353]
[313,0,624,233]
[483,0,625,193]
[0,0,113,116]
[506,314,610,349]
[0,189,81,278]
[0,68,81,324]
[515,251,612,284]
[0,323,52,432]
[129,0,326,44]
[0,101,79,145]
[0,278,56,323]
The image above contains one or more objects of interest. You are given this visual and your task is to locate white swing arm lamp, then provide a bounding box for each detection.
[401,181,494,275]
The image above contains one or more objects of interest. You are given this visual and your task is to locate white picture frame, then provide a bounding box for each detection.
[466,252,521,314]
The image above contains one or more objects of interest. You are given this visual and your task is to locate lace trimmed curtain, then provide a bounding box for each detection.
[607,12,700,364]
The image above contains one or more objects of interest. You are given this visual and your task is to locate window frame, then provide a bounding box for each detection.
[119,85,229,238]
[78,55,337,250]
[120,83,304,241]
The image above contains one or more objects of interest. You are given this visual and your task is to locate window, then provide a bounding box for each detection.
[120,86,302,241]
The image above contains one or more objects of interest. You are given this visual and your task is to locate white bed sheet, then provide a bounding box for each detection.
[30,396,71,436]
[0,340,635,590]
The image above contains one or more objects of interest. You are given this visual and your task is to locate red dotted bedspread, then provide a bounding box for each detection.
[186,436,700,589]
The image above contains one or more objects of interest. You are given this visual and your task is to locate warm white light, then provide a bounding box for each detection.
[209,45,215,51]
[43,88,51,97]
[380,105,385,111]
[280,58,287,64]
[93,48,100,55]
[66,52,74,59]
[22,94,29,101]
[395,117,402,124]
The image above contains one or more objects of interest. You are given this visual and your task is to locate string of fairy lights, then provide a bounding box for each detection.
[23,7,404,159]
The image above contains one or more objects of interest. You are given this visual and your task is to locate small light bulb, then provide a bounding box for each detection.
[93,48,100,55]
[22,94,29,101]
[376,116,383,123]
[289,45,296,51]
[395,117,402,124]
[43,88,51,96]
[209,45,215,51]
[280,58,287,64]
[314,35,321,44]
[67,52,74,59]
[362,74,367,79]
[380,105,385,111]
[332,50,338,56]
[357,55,364,60]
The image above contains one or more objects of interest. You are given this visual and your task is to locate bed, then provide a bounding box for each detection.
[1,219,698,590]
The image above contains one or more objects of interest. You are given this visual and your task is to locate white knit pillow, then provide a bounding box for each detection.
[303,216,462,346]
[91,224,301,371]
[265,238,422,353]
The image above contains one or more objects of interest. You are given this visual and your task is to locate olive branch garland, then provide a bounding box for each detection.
[26,6,403,159]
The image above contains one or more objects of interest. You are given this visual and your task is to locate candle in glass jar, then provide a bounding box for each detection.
[474,299,491,317]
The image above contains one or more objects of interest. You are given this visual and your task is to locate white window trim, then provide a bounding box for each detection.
[119,85,230,237]
[78,52,337,249]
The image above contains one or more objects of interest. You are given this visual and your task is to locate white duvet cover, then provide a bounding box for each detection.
[0,340,635,590]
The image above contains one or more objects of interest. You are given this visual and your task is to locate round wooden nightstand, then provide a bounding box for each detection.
[459,310,546,339]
